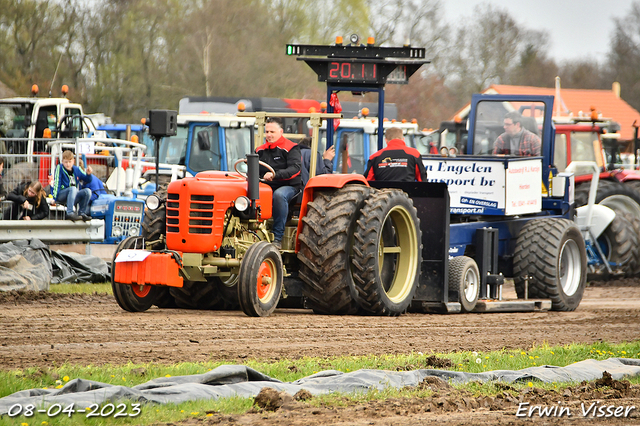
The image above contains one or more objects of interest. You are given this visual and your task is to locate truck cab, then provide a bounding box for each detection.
[0,86,89,153]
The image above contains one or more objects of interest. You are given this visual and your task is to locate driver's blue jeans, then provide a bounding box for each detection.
[272,185,298,241]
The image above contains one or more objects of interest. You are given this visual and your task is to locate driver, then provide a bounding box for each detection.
[255,117,301,249]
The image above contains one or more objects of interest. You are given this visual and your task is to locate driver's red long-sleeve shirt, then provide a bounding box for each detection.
[364,139,427,182]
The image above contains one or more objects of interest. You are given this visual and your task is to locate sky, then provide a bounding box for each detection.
[441,0,633,62]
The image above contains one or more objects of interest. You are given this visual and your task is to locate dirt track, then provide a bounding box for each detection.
[0,280,639,425]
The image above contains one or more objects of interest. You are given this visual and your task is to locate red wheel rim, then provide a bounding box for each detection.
[132,284,151,298]
[256,261,273,300]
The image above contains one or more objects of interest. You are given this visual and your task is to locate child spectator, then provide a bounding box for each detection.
[52,150,93,221]
[4,180,49,220]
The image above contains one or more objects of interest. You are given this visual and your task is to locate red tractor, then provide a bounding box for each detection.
[111,111,424,316]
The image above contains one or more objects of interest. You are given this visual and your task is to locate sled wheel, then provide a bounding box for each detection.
[297,185,372,314]
[449,256,480,313]
[238,241,283,317]
[351,190,422,315]
[513,218,587,311]
[111,236,161,312]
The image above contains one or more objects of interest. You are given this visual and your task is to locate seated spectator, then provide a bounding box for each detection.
[52,150,93,222]
[4,181,49,220]
[80,161,108,206]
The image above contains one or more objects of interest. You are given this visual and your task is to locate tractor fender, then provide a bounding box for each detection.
[295,174,370,252]
[575,204,615,240]
[610,169,640,182]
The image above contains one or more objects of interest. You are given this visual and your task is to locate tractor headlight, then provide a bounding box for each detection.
[146,194,160,210]
[112,226,123,238]
[234,196,250,212]
[128,226,139,236]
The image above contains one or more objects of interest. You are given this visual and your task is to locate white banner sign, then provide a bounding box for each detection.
[423,157,542,216]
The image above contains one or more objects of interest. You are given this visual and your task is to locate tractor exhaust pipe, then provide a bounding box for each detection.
[246,153,260,204]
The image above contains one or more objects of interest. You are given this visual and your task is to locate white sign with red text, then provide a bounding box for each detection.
[505,159,542,215]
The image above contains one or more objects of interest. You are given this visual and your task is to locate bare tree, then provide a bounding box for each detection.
[608,1,640,111]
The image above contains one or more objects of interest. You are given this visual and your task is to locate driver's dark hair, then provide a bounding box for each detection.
[265,117,283,128]
[504,111,523,125]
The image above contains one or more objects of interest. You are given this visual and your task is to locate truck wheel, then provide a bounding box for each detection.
[448,256,480,313]
[111,236,161,312]
[297,185,372,314]
[238,241,283,317]
[594,213,638,277]
[351,190,422,316]
[141,189,167,250]
[513,218,586,311]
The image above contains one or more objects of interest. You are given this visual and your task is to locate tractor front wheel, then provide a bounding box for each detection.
[238,242,283,317]
[111,236,162,312]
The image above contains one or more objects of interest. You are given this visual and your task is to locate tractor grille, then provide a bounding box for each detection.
[166,193,180,233]
[166,193,215,234]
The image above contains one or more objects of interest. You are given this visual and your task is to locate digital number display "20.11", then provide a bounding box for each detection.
[327,62,378,83]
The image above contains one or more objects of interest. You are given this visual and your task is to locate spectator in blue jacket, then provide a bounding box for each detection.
[80,161,108,205]
[52,150,93,221]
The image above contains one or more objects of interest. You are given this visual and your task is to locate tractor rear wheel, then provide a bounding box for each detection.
[351,190,422,316]
[111,236,162,312]
[575,179,640,218]
[170,280,223,310]
[297,185,372,314]
[618,210,640,277]
[238,241,283,317]
[513,218,586,311]
[212,275,240,310]
[448,256,480,313]
[593,212,638,278]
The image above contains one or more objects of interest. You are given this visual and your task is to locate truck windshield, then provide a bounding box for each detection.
[472,100,545,156]
[158,126,189,165]
[336,130,365,173]
[570,131,601,175]
[0,104,29,138]
[224,127,252,170]
[190,125,221,172]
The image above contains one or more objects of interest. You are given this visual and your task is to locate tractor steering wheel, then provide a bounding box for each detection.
[233,158,276,180]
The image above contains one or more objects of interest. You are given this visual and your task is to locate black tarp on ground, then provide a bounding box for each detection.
[0,239,109,291]
[0,239,51,291]
[50,249,110,284]
[0,358,639,414]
